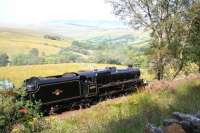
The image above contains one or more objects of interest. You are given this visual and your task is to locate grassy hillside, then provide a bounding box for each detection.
[43,76,200,133]
[0,27,72,57]
[0,27,150,66]
[0,63,124,87]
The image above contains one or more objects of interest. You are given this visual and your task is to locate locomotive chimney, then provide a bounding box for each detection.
[128,64,133,68]
[127,64,133,71]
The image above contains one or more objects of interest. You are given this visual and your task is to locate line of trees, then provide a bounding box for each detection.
[0,48,43,66]
[108,0,200,80]
[0,48,84,67]
[12,48,43,65]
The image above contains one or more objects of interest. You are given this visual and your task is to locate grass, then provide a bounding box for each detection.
[0,28,72,57]
[0,63,124,87]
[42,78,200,133]
[1,62,199,133]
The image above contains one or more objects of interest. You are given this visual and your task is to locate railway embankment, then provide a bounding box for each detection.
[44,74,200,133]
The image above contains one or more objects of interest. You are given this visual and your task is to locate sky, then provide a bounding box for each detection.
[0,0,117,24]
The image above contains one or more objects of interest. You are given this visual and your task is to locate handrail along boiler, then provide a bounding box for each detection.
[25,66,143,112]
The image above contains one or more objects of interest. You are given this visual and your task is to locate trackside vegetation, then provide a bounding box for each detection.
[39,77,200,133]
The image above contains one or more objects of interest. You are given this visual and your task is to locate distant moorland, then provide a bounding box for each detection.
[0,24,150,67]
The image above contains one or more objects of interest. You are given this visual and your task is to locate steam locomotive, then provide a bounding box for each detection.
[25,66,144,113]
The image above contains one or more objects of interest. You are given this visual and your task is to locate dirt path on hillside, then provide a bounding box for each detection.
[146,73,200,92]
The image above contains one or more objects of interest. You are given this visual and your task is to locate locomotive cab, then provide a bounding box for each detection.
[79,71,97,97]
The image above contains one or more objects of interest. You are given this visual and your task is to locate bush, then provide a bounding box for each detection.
[0,87,44,133]
[0,53,9,66]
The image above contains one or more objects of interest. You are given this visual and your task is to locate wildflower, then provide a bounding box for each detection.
[19,107,28,113]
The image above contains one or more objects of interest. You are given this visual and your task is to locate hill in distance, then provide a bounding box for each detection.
[0,20,150,59]
[0,27,73,57]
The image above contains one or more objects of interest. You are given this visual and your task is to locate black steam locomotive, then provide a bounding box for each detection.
[25,66,144,113]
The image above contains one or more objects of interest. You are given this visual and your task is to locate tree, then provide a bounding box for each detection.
[28,48,42,65]
[29,48,39,57]
[187,3,200,72]
[0,53,9,66]
[166,12,191,79]
[108,0,195,80]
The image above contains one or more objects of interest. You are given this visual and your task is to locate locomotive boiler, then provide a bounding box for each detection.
[25,66,144,113]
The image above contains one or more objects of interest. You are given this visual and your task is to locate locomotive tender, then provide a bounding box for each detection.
[25,66,143,112]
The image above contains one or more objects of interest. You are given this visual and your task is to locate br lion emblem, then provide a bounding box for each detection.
[53,89,63,96]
